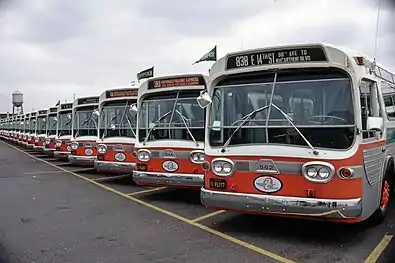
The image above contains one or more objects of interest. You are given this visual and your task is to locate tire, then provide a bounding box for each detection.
[369,172,392,225]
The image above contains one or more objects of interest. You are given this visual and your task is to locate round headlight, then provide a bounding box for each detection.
[190,151,205,164]
[137,150,151,162]
[71,142,79,150]
[55,140,62,147]
[213,162,223,173]
[306,167,318,177]
[97,144,107,154]
[318,168,330,178]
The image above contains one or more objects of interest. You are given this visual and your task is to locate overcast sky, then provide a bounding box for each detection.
[0,0,394,113]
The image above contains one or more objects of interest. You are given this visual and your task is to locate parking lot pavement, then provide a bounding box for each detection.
[0,142,278,263]
[2,139,395,263]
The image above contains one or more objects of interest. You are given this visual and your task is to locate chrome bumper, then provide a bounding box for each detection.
[54,151,70,159]
[94,160,136,173]
[200,188,362,219]
[33,145,44,151]
[133,171,203,187]
[26,143,34,149]
[68,155,96,164]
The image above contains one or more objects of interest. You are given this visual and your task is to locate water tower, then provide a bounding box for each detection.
[12,90,24,115]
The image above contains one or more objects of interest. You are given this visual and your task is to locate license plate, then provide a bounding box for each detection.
[209,178,227,189]
[137,163,147,171]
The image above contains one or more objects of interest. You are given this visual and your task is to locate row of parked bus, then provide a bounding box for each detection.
[1,42,395,225]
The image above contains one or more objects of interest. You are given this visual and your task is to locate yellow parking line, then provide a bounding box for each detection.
[191,210,226,223]
[127,187,167,196]
[364,234,393,263]
[3,141,296,263]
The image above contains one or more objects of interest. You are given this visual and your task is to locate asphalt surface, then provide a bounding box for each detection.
[1,139,395,263]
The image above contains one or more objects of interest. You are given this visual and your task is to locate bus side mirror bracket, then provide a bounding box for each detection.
[367,116,383,132]
[197,90,212,109]
[129,104,138,116]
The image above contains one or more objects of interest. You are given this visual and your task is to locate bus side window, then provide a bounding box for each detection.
[360,80,383,139]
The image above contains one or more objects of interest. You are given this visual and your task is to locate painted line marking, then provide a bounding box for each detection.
[92,174,132,182]
[364,234,393,263]
[191,210,226,223]
[127,187,167,196]
[2,141,296,263]
[23,170,66,175]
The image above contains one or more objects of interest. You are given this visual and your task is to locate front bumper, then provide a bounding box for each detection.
[33,145,44,151]
[26,143,35,149]
[133,171,203,187]
[54,151,71,159]
[94,160,136,173]
[68,155,96,165]
[200,188,362,219]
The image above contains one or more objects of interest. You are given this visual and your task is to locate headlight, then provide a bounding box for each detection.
[137,149,151,162]
[45,139,51,144]
[55,140,62,147]
[23,135,26,140]
[97,144,108,154]
[71,142,79,150]
[190,150,205,164]
[28,136,32,141]
[301,161,335,183]
[34,137,39,142]
[211,158,234,177]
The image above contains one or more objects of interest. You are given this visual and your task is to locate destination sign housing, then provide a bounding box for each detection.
[60,103,73,110]
[148,76,206,90]
[78,97,99,105]
[226,47,328,70]
[106,89,138,99]
[49,108,58,113]
[38,110,47,115]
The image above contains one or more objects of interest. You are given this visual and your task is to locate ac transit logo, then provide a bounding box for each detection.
[162,160,178,172]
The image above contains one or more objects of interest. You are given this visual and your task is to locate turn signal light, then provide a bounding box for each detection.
[339,168,354,179]
[201,161,210,171]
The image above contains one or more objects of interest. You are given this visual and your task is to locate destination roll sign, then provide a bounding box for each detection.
[226,47,328,70]
[78,97,99,105]
[106,89,138,99]
[148,75,206,90]
[50,107,57,113]
[38,110,47,115]
[61,103,73,110]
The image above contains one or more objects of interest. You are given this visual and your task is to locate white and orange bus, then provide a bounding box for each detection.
[132,74,207,188]
[94,87,139,174]
[43,106,59,157]
[32,109,49,152]
[68,96,100,166]
[197,43,395,224]
[25,111,37,148]
[54,103,73,160]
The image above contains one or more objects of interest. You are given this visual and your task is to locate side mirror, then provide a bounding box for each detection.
[212,120,221,131]
[367,117,383,132]
[92,109,100,117]
[110,123,116,130]
[53,117,58,122]
[196,91,212,109]
[129,104,138,116]
[67,113,72,119]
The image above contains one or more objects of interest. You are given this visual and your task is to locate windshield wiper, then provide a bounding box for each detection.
[101,113,120,139]
[175,109,198,146]
[125,115,136,137]
[221,105,269,153]
[270,103,319,155]
[143,110,172,145]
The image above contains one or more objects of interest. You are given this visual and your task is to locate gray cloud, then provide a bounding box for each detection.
[0,0,394,113]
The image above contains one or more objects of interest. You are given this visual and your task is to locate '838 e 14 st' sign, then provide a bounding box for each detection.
[225,47,328,70]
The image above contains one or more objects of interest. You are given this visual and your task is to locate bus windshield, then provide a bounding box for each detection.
[29,118,37,133]
[58,111,72,136]
[24,119,30,133]
[73,107,98,137]
[46,114,57,136]
[99,100,136,139]
[209,69,355,150]
[36,116,47,134]
[138,91,204,143]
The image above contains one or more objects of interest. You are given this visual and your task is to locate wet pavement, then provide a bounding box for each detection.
[0,139,395,263]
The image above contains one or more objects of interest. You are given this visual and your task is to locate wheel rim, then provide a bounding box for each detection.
[380,180,390,210]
